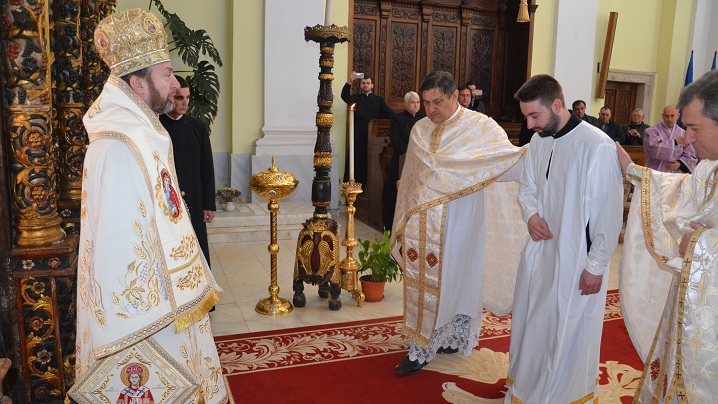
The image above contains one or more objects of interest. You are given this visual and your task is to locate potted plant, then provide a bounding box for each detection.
[216,187,241,211]
[357,229,402,302]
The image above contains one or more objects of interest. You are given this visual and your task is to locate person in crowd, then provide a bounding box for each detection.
[596,106,625,143]
[392,71,527,376]
[466,80,485,113]
[617,69,718,402]
[341,72,393,184]
[643,104,697,173]
[70,9,226,403]
[572,99,599,126]
[160,75,216,269]
[506,74,623,403]
[621,108,649,145]
[457,85,472,109]
[385,91,424,230]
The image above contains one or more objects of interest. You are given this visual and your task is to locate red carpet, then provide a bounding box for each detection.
[216,290,643,403]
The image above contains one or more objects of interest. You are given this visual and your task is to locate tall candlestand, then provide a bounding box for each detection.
[339,181,365,307]
[293,24,352,311]
[250,158,298,316]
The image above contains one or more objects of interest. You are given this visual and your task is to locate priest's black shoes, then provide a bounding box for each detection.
[441,346,459,354]
[395,355,427,376]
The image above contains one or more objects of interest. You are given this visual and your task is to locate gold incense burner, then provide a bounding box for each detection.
[249,157,298,315]
[249,158,299,201]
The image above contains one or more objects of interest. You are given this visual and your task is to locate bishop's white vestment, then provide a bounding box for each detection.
[391,106,528,364]
[505,117,623,403]
[621,159,718,403]
[69,75,227,403]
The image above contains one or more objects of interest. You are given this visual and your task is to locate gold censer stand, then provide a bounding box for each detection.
[338,181,365,306]
[249,157,299,315]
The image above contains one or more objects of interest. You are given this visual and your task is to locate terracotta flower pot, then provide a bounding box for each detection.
[360,275,386,302]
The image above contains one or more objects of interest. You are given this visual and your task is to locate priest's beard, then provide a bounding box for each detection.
[147,78,174,115]
[536,111,561,137]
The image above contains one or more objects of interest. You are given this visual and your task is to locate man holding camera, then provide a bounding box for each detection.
[465,81,485,113]
[341,72,393,185]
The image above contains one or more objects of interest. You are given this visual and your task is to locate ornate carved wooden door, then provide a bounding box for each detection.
[605,81,637,126]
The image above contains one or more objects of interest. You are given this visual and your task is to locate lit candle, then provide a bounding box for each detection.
[324,0,333,26]
[349,103,355,181]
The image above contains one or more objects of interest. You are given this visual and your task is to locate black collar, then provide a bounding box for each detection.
[553,113,581,139]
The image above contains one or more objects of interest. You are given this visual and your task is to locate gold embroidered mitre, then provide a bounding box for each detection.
[94,8,170,76]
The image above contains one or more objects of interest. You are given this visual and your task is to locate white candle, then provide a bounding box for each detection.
[349,104,355,181]
[324,0,333,26]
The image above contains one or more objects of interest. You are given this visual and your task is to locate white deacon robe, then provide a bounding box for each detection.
[621,160,718,403]
[505,118,623,403]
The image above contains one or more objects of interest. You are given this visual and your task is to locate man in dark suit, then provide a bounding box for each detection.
[385,91,424,230]
[160,75,216,268]
[572,100,599,126]
[341,72,394,184]
[596,106,624,143]
[465,81,485,113]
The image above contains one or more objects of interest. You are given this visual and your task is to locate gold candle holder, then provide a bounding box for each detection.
[249,157,299,315]
[339,181,365,307]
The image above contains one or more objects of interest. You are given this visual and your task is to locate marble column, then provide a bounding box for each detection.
[253,0,339,209]
[553,0,598,113]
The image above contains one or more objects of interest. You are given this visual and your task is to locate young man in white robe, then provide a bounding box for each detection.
[618,69,718,403]
[391,71,528,376]
[68,9,227,403]
[505,74,623,403]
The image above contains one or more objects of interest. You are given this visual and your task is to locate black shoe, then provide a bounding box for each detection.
[395,355,427,376]
[441,346,459,354]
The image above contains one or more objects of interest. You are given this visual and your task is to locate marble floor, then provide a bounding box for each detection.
[207,209,623,337]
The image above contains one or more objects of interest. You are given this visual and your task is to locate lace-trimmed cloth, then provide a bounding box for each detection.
[408,315,481,364]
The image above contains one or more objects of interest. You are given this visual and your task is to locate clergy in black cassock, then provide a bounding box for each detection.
[160,76,216,267]
[384,92,424,230]
[341,73,394,184]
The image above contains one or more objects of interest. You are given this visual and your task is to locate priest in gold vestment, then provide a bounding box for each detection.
[619,69,718,403]
[68,9,227,403]
[391,71,528,376]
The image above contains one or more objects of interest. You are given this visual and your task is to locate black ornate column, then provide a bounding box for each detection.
[292,25,352,311]
[52,0,85,234]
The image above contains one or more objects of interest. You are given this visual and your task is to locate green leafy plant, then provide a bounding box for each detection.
[149,0,222,129]
[358,230,402,283]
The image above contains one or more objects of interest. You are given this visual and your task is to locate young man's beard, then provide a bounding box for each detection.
[537,111,561,137]
[147,78,174,114]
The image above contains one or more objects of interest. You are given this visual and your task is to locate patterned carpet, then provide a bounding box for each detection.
[216,290,643,403]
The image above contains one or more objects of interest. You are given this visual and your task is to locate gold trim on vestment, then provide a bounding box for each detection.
[429,107,465,153]
[395,175,504,241]
[665,226,705,402]
[174,288,220,333]
[639,166,670,264]
[169,250,201,274]
[634,226,706,403]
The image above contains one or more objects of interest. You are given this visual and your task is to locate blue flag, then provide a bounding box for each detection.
[712,51,717,70]
[678,51,694,128]
[684,50,694,86]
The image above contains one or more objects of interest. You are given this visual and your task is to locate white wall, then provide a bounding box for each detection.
[552,0,599,113]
